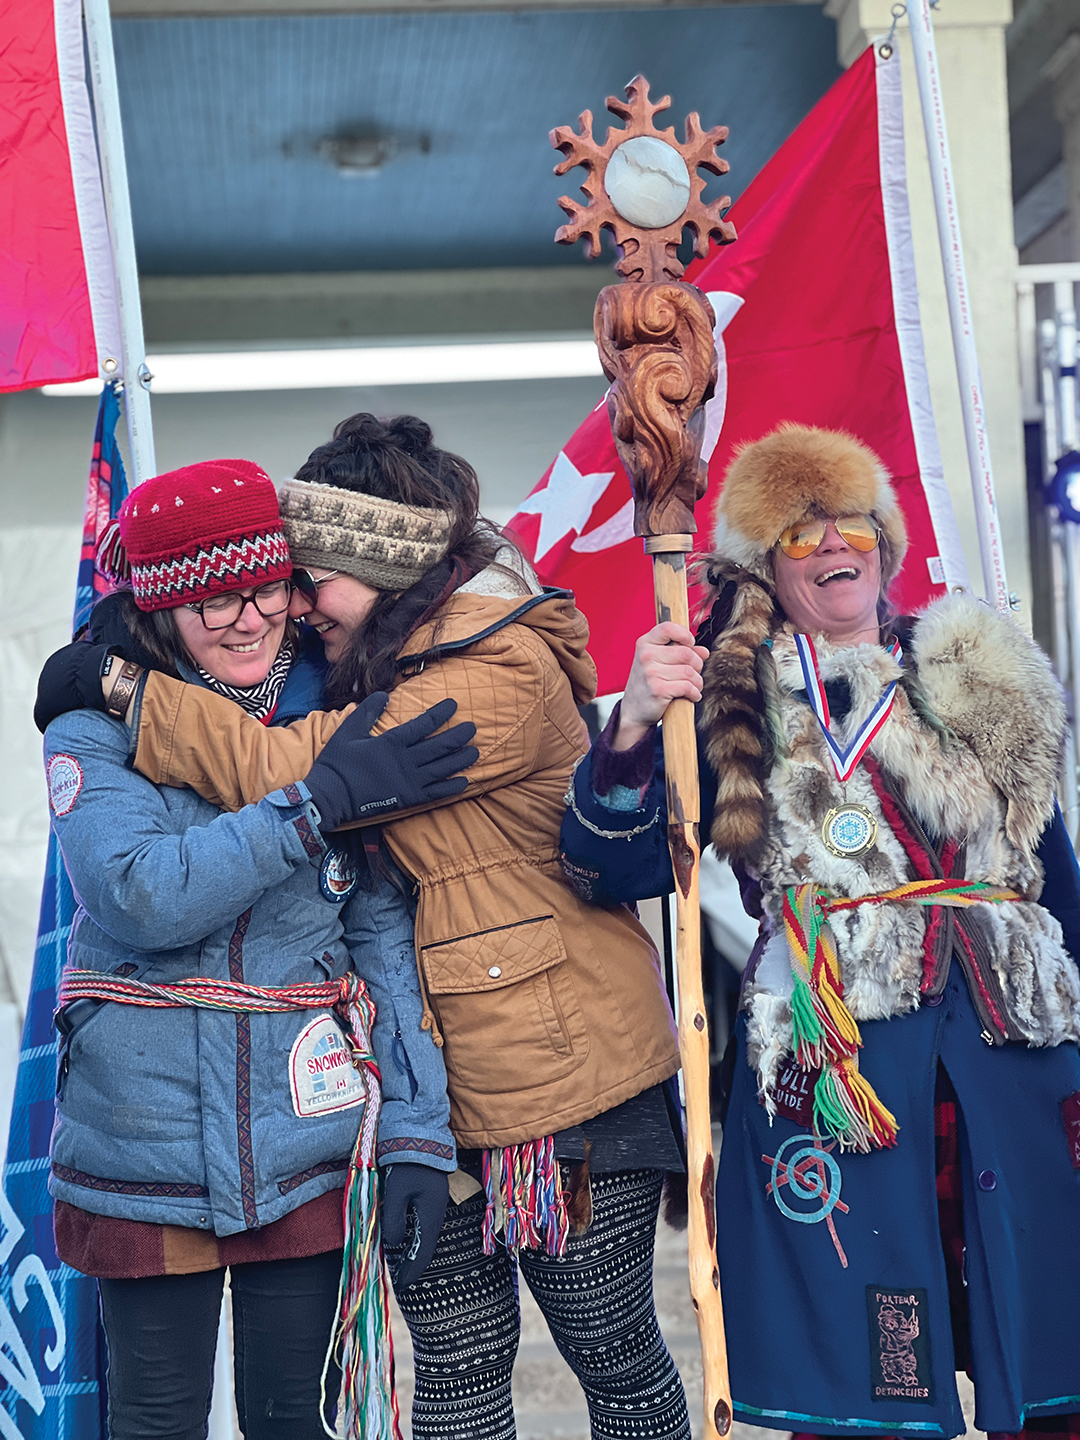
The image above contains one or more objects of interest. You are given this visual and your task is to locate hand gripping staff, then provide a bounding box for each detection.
[57,968,404,1440]
[551,76,738,1438]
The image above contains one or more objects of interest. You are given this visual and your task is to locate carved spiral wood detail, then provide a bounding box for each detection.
[594,281,718,537]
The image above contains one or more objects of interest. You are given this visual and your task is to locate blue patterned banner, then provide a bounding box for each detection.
[1,386,128,1440]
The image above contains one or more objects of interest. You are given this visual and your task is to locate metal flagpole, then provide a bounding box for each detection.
[905,0,1009,612]
[81,0,156,484]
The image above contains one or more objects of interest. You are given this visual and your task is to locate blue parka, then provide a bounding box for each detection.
[45,645,454,1238]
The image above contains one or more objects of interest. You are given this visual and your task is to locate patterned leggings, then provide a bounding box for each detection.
[391,1167,689,1440]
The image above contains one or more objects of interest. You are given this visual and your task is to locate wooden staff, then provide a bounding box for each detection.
[551,77,737,1439]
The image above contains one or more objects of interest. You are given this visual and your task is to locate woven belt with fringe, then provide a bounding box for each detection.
[782,879,1023,1154]
[57,968,399,1440]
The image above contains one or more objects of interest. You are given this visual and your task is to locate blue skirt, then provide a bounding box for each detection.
[717,965,1080,1438]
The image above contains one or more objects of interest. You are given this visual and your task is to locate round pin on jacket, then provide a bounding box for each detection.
[319,846,358,903]
[821,804,878,859]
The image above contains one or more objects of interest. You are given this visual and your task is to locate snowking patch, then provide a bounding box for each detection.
[47,754,84,816]
[289,1014,366,1118]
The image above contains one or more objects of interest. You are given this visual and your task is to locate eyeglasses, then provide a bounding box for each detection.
[776,514,880,560]
[290,567,341,614]
[186,580,291,630]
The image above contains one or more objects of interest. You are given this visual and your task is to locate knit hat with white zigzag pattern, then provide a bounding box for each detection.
[98,459,292,612]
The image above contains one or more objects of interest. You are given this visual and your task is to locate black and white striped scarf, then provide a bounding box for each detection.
[197,639,294,722]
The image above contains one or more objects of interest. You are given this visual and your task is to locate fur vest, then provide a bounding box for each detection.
[698,591,1080,1103]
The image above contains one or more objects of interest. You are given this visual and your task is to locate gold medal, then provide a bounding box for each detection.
[822,804,878,859]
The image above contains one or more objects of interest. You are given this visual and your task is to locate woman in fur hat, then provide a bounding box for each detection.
[560,422,1080,1440]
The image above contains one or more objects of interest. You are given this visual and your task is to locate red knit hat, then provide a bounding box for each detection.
[97,459,292,612]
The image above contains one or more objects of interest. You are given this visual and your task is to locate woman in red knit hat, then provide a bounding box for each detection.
[35,458,476,1440]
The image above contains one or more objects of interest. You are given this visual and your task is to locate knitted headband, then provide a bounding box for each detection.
[279,479,453,591]
[710,423,908,587]
[98,459,292,612]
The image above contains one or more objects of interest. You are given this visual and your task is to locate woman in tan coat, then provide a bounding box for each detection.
[84,413,688,1440]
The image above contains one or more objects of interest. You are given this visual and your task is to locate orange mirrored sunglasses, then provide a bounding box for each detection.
[776,513,880,560]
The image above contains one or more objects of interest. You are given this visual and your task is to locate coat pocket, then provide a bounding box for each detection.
[420,915,589,1095]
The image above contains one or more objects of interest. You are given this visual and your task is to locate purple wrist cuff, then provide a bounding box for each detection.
[591,702,659,797]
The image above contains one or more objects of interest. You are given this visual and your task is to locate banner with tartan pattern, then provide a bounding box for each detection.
[2,385,128,1439]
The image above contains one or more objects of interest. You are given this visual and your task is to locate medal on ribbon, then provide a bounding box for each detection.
[821,803,879,859]
[794,633,901,783]
[793,634,901,859]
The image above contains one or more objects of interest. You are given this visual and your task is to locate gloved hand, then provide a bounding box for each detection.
[34,592,163,734]
[35,641,113,733]
[303,694,478,832]
[381,1163,449,1291]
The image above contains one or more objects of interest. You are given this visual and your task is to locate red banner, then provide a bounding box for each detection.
[507,48,966,695]
[1,0,118,391]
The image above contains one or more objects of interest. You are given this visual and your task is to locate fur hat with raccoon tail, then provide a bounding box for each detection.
[710,423,908,585]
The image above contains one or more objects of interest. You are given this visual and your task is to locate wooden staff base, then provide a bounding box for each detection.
[651,540,732,1440]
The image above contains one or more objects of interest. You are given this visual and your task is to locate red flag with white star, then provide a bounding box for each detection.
[506,48,966,695]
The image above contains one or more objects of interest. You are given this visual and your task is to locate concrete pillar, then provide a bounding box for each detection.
[1049,35,1080,264]
[824,0,1030,613]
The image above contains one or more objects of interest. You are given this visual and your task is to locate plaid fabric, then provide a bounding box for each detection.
[1,386,127,1438]
[793,1069,1079,1440]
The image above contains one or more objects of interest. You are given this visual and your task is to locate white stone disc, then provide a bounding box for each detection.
[604,136,691,230]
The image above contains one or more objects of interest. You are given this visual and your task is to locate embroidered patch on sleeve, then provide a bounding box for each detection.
[1062,1092,1080,1169]
[867,1286,934,1403]
[47,754,84,816]
[289,1014,367,1118]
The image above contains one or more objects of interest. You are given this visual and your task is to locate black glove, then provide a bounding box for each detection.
[34,592,164,734]
[35,641,113,733]
[303,694,478,833]
[381,1163,449,1291]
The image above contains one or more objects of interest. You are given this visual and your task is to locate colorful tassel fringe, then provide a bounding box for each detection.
[52,967,400,1437]
[481,1135,569,1258]
[782,879,1024,1153]
[784,883,899,1153]
[321,977,401,1440]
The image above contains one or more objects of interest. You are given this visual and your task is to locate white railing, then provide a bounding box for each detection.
[1017,263,1080,839]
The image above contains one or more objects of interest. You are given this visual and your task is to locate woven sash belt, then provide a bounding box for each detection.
[56,968,400,1440]
[781,879,1023,1154]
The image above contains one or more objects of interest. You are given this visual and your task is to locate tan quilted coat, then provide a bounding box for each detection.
[129,565,680,1147]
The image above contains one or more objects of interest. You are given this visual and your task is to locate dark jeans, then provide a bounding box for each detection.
[97,1250,342,1440]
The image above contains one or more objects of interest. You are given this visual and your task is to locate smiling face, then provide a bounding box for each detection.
[288,569,381,662]
[172,588,287,685]
[771,518,883,642]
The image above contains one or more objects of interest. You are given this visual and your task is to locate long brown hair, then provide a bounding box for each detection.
[294,413,511,703]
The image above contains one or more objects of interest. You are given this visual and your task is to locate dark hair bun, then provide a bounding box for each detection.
[295,412,478,523]
[386,415,433,458]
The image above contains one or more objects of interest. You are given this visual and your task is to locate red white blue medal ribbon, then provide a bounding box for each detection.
[793,633,902,783]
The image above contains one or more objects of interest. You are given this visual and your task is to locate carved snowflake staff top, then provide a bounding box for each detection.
[550,75,737,284]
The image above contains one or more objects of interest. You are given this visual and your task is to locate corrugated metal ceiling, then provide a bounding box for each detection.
[114,6,840,274]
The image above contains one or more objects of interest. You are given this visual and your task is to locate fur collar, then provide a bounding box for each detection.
[698,585,1064,864]
[909,595,1064,855]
